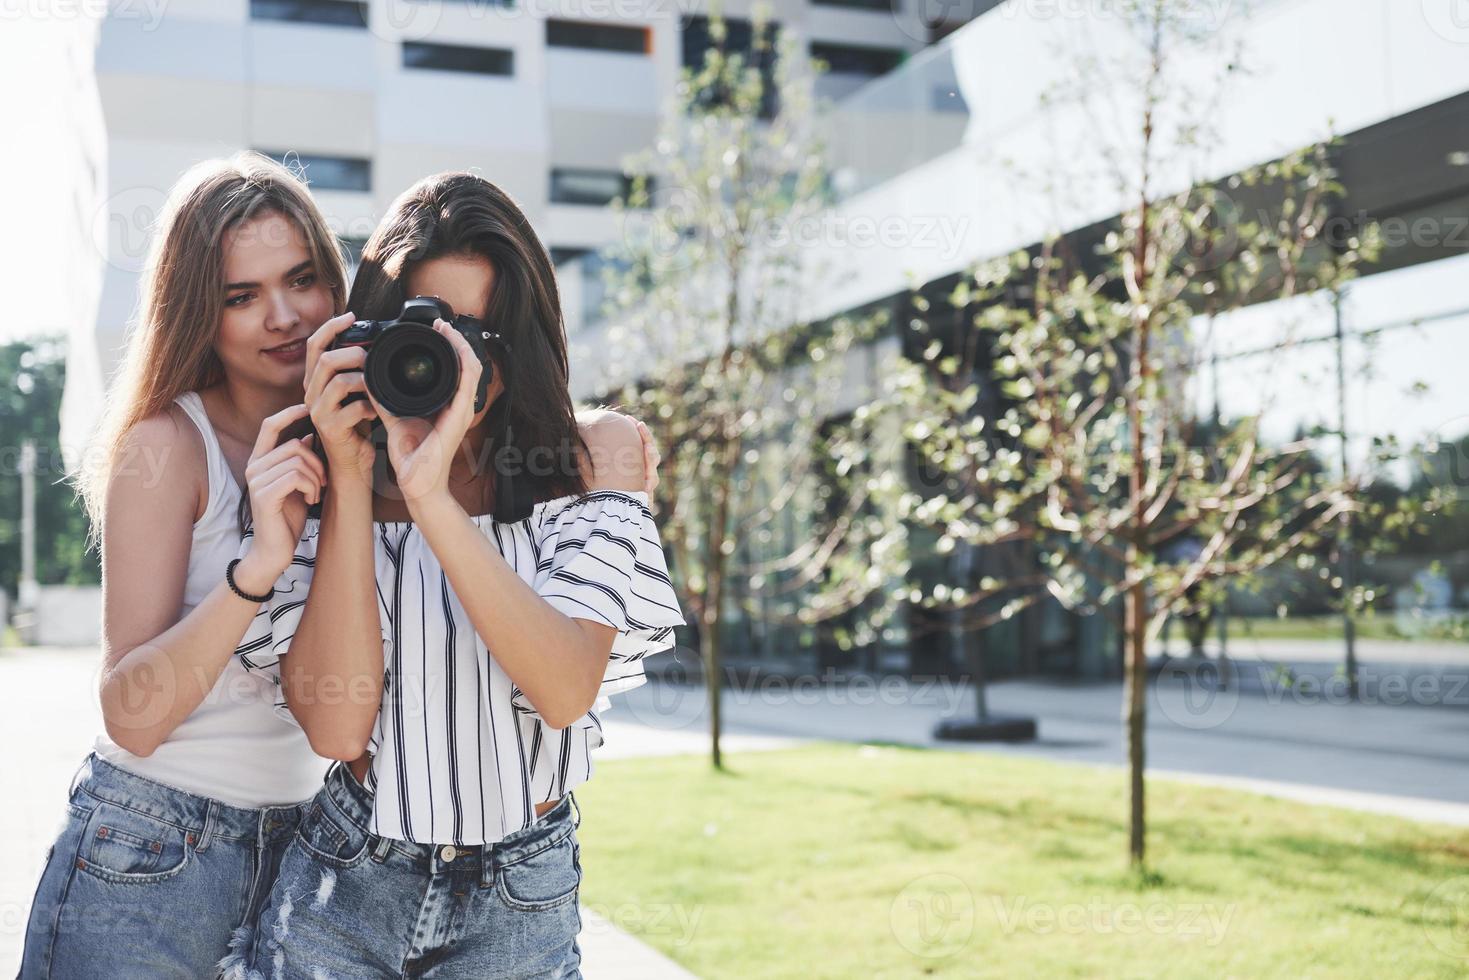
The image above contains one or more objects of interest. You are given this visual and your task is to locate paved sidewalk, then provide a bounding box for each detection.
[608,666,1469,823]
[1150,633,1469,666]
[0,647,718,979]
[578,907,699,980]
[1147,769,1469,826]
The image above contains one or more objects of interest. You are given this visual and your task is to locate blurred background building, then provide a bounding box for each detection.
[7,0,1467,677]
[0,12,105,644]
[62,0,981,456]
[568,0,1469,680]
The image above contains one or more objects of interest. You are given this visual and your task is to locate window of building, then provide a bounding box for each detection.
[550,249,626,330]
[809,41,905,79]
[341,237,369,276]
[549,168,638,207]
[925,1,1004,42]
[546,19,649,54]
[550,247,592,266]
[258,151,372,192]
[402,41,515,77]
[810,0,891,10]
[249,0,368,28]
[681,14,780,119]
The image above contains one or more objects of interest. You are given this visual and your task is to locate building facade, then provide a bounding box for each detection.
[1,11,107,465]
[64,0,1469,680]
[63,0,978,455]
[569,0,1469,682]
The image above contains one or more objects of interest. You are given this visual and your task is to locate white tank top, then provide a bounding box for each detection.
[93,391,328,808]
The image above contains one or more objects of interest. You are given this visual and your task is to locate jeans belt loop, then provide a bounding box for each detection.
[69,755,93,798]
[196,800,218,852]
[481,846,498,889]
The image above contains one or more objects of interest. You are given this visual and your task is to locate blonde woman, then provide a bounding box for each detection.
[17,154,660,979]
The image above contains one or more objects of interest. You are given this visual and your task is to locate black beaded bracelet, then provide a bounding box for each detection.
[226,558,275,603]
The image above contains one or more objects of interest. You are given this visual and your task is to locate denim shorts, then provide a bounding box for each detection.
[242,761,584,979]
[16,752,309,980]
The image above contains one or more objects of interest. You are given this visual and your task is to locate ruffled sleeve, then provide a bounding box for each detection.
[232,519,392,725]
[232,521,319,679]
[530,489,686,700]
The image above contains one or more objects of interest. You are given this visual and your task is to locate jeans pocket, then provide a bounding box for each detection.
[75,801,190,884]
[497,833,581,912]
[295,799,370,870]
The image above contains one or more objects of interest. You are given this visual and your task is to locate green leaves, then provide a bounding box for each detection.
[0,338,98,590]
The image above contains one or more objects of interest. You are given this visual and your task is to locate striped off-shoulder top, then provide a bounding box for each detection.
[233,489,685,846]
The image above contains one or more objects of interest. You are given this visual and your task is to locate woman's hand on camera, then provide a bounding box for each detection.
[368,318,503,510]
[235,404,325,590]
[304,312,378,490]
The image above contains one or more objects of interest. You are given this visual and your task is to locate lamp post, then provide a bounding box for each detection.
[934,540,1038,742]
[1333,287,1360,700]
[18,440,38,645]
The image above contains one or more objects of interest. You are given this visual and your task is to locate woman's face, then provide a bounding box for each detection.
[404,252,501,429]
[215,210,335,392]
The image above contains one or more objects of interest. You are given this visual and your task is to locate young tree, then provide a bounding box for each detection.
[591,6,895,768]
[836,0,1379,865]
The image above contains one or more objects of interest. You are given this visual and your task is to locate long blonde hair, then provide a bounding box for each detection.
[78,152,348,542]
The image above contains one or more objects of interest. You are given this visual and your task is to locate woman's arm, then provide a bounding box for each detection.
[411,413,647,729]
[277,313,387,760]
[278,477,381,760]
[99,406,323,756]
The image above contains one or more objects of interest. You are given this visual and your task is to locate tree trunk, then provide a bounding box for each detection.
[702,428,737,772]
[703,600,723,770]
[1123,580,1147,866]
[1125,6,1161,866]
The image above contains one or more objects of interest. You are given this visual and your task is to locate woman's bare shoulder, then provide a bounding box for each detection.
[573,409,644,493]
[110,401,209,523]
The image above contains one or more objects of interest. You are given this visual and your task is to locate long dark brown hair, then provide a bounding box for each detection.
[349,172,589,521]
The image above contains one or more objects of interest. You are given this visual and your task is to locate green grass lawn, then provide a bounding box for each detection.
[1231,615,1467,644]
[574,744,1469,979]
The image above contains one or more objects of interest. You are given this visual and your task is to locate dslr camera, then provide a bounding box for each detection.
[329,296,509,418]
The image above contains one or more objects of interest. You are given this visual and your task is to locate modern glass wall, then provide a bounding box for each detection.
[826,37,969,199]
[1181,252,1469,661]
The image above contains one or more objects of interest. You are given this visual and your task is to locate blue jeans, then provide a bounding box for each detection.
[17,753,308,979]
[243,761,584,979]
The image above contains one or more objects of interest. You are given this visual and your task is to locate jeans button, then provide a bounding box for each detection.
[440,845,458,862]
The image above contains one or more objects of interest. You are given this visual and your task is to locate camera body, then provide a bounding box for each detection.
[330,296,508,418]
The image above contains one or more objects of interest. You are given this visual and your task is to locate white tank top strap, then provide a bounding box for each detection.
[173,390,238,529]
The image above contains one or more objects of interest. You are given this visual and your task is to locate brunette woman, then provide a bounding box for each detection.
[231,172,684,978]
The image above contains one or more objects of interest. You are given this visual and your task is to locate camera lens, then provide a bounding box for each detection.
[364,323,459,417]
[389,346,439,396]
